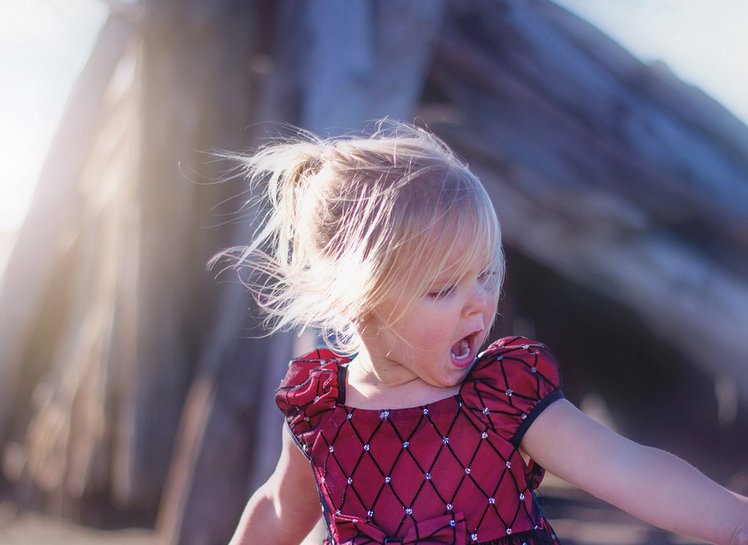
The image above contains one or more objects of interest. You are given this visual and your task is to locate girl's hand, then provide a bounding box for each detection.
[521,399,748,545]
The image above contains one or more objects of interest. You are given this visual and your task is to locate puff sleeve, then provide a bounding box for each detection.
[275,349,345,455]
[462,337,564,448]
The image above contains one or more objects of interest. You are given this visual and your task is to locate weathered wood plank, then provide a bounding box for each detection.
[420,0,748,399]
[0,14,132,449]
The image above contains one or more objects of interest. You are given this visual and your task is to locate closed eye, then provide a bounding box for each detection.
[478,269,497,285]
[428,285,456,299]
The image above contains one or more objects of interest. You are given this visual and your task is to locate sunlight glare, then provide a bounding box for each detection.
[0,0,107,235]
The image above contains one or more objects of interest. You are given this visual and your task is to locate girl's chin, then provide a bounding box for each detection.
[439,361,475,388]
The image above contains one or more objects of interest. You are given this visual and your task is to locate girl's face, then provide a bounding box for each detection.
[359,260,499,389]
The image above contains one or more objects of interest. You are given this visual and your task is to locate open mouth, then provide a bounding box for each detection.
[450,332,480,368]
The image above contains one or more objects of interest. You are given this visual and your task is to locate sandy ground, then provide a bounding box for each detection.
[0,516,157,545]
[0,482,703,545]
[0,501,157,545]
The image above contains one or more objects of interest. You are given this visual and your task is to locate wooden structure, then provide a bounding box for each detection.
[0,1,746,544]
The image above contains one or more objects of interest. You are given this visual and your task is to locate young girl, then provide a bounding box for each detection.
[221,121,748,545]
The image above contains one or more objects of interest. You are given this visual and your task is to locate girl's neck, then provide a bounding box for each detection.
[344,349,460,410]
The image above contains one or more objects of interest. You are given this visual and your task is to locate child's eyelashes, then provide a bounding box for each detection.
[428,285,456,300]
[427,270,497,299]
[478,269,498,284]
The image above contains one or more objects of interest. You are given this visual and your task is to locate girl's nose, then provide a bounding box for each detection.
[462,283,488,318]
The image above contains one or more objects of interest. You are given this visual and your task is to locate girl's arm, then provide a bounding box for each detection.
[228,424,321,545]
[521,399,748,545]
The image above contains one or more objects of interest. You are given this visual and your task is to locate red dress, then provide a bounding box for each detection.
[276,336,564,545]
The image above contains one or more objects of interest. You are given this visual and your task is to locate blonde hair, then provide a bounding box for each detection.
[211,121,504,353]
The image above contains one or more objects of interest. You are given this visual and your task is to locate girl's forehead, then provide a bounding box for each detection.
[433,250,482,281]
[388,184,500,290]
[421,232,489,280]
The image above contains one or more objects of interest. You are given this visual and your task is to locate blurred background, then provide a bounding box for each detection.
[1,1,747,544]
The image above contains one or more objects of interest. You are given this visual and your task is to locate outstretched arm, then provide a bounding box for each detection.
[229,424,321,545]
[521,399,748,545]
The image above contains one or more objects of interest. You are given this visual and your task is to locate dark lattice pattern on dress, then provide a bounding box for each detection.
[276,337,564,545]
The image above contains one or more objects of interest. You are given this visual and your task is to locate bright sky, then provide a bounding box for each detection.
[1,1,747,235]
[552,0,748,124]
